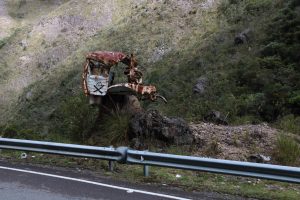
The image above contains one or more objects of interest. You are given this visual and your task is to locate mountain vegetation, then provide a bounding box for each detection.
[0,0,299,146]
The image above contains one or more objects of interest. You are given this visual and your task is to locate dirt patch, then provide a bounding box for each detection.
[0,0,17,39]
[190,122,278,162]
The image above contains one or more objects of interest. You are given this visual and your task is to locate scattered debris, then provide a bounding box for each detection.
[248,154,271,163]
[82,51,167,105]
[20,152,27,159]
[175,174,182,178]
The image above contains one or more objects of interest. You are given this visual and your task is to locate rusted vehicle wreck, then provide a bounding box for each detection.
[82,51,166,111]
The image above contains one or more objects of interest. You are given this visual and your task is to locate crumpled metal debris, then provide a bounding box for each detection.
[82,51,166,103]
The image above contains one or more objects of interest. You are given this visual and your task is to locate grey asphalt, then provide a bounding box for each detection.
[0,160,247,200]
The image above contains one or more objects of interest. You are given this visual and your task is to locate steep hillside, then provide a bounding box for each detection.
[0,0,221,134]
[0,0,299,143]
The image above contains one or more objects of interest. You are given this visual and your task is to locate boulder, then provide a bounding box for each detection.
[193,76,207,95]
[19,39,27,50]
[234,28,252,45]
[128,110,193,147]
[204,110,228,125]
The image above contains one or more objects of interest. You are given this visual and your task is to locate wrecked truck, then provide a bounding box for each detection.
[82,51,166,105]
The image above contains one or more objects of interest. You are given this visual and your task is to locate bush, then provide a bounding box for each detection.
[245,0,273,14]
[274,134,300,165]
[0,39,6,49]
[1,125,43,140]
[95,109,130,146]
[277,115,300,135]
[57,94,98,143]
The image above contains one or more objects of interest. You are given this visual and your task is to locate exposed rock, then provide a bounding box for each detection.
[204,110,228,125]
[19,39,28,50]
[234,28,252,45]
[193,76,207,95]
[200,0,216,9]
[25,91,32,101]
[149,45,171,62]
[129,110,193,148]
[100,94,142,116]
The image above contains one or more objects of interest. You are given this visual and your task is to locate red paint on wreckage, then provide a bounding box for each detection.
[86,51,128,66]
[83,51,166,103]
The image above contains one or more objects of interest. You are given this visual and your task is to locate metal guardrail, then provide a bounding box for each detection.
[0,138,126,162]
[127,150,300,183]
[0,138,300,184]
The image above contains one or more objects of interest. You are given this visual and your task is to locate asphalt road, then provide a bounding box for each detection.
[0,161,246,200]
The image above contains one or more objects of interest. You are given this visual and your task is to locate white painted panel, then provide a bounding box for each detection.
[87,75,108,96]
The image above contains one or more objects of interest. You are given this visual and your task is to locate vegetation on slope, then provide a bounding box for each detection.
[150,0,300,125]
[0,0,299,147]
[1,1,300,198]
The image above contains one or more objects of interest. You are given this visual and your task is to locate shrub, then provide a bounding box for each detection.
[1,125,18,138]
[0,39,6,49]
[97,109,130,146]
[277,115,300,135]
[274,134,300,165]
[1,125,43,140]
[58,94,98,143]
[245,0,273,14]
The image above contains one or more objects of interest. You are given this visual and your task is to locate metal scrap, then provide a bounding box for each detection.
[82,51,166,103]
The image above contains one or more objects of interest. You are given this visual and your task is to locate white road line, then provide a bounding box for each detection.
[0,166,191,200]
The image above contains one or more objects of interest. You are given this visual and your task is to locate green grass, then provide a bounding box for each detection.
[96,110,130,146]
[274,134,300,166]
[276,115,300,135]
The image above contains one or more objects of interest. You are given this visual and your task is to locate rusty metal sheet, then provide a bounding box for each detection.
[108,83,157,100]
[86,51,128,66]
[82,61,89,96]
[82,51,166,102]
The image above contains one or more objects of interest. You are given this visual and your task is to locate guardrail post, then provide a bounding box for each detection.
[143,150,149,177]
[143,165,149,177]
[108,146,114,172]
[108,160,114,172]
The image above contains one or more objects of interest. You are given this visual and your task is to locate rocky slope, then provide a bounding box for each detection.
[127,109,289,164]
